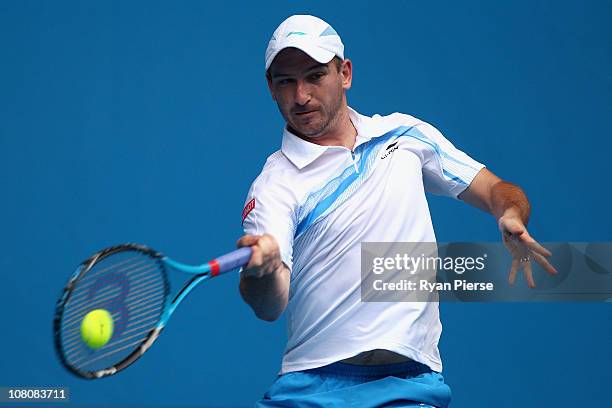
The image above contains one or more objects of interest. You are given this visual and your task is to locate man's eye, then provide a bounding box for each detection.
[310,73,324,81]
[278,79,293,85]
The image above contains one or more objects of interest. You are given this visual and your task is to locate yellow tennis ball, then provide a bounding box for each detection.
[80,309,114,349]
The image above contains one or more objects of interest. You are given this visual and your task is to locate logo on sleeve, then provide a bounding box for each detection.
[381,141,399,160]
[242,198,256,225]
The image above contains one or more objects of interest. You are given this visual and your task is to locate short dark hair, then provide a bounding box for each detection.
[332,56,343,72]
[265,55,344,78]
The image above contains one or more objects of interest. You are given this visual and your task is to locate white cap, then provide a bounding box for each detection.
[265,15,344,71]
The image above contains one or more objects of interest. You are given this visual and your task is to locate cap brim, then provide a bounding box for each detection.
[265,37,335,70]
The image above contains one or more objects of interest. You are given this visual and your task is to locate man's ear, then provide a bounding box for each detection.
[340,58,353,90]
[266,72,277,101]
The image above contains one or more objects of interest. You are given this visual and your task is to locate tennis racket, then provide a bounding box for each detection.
[53,243,252,379]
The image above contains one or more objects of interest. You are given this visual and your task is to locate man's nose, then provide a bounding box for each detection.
[294,79,311,106]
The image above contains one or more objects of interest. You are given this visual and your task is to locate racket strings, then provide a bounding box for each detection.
[64,257,155,307]
[62,269,163,324]
[62,292,165,347]
[70,321,159,365]
[63,311,162,358]
[65,268,163,332]
[58,249,168,373]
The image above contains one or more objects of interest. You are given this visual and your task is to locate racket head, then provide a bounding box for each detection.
[54,244,170,379]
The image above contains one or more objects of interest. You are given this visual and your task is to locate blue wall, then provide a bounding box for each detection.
[1,1,610,406]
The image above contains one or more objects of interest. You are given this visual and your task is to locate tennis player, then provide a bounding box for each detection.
[238,15,556,408]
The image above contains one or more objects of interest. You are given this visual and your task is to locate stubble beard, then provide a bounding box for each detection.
[285,88,345,140]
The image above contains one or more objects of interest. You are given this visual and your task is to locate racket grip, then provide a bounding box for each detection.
[214,247,253,274]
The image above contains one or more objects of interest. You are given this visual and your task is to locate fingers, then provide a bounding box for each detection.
[502,222,552,259]
[504,228,557,288]
[517,231,552,257]
[509,254,558,288]
[236,235,263,273]
[523,261,536,288]
[532,252,558,275]
[509,259,536,288]
[237,235,260,248]
[519,232,557,282]
[247,243,264,271]
[238,233,281,278]
[508,259,519,285]
[257,234,280,259]
[499,217,526,236]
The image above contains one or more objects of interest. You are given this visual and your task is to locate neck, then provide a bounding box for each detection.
[290,106,357,150]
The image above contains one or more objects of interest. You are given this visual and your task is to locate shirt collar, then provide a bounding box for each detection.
[281,106,377,169]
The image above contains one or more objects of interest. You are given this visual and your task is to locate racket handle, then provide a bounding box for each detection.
[213,247,253,275]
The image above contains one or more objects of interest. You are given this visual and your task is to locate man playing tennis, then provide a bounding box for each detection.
[238,15,556,407]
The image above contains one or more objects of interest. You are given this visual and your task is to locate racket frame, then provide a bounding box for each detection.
[54,243,248,379]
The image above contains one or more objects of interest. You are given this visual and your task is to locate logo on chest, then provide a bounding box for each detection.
[380,141,399,160]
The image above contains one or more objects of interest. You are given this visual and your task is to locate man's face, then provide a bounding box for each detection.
[267,48,352,139]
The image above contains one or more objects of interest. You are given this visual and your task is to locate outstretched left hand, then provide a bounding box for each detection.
[498,214,558,288]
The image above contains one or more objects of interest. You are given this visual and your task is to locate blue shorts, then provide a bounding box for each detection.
[256,360,451,408]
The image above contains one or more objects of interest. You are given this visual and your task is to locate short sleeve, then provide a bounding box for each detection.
[242,174,296,271]
[411,121,485,198]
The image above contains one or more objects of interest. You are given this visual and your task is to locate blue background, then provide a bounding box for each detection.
[1,0,610,407]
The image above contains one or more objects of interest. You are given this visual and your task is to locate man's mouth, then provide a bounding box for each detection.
[294,110,317,117]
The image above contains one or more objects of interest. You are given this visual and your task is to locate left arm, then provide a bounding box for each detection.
[458,168,557,287]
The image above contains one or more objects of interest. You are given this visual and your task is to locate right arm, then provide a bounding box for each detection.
[237,233,290,322]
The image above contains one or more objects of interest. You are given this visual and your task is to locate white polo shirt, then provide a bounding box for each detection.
[242,107,485,374]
